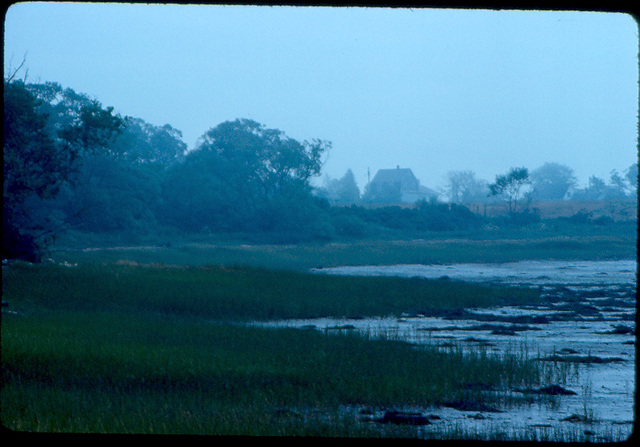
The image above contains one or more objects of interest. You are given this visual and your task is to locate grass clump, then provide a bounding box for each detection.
[2,309,545,435]
[0,260,560,436]
[2,262,541,321]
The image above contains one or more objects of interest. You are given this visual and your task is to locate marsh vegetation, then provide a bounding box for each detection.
[2,239,635,441]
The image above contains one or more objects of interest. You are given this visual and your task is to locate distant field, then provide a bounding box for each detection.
[460,200,636,220]
[50,232,637,272]
[358,200,638,221]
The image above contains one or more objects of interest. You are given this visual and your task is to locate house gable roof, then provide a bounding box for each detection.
[371,168,418,185]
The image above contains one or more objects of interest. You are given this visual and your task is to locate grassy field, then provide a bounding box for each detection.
[3,256,556,437]
[2,234,636,438]
[50,231,637,271]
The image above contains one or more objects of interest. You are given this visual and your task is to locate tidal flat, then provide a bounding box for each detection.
[260,259,636,441]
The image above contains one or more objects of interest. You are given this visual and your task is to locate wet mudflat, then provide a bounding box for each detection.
[263,260,636,441]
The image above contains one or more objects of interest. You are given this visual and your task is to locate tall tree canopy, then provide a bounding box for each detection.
[195,118,328,205]
[3,80,124,260]
[443,170,490,203]
[109,117,187,166]
[529,162,577,201]
[160,119,331,238]
[489,167,530,213]
[317,169,361,204]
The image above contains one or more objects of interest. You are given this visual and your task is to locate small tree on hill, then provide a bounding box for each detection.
[489,167,530,213]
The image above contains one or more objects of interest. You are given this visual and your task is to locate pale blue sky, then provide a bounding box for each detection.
[4,3,638,190]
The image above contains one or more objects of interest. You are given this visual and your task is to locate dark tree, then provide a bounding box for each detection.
[194,119,328,207]
[318,169,360,204]
[489,167,530,213]
[529,162,577,201]
[624,163,638,191]
[3,80,124,260]
[443,170,489,203]
[109,117,187,166]
[160,118,331,238]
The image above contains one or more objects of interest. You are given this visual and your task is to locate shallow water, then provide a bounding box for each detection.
[311,259,637,287]
[261,260,637,441]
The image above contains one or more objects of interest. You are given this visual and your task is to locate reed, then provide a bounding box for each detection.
[2,309,552,435]
[1,261,542,322]
[2,254,605,437]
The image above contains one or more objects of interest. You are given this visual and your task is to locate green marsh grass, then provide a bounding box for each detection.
[1,260,575,436]
[51,231,636,271]
[1,261,542,321]
[2,309,550,435]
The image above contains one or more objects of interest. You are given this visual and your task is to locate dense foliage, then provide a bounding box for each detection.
[3,79,637,260]
[3,80,124,260]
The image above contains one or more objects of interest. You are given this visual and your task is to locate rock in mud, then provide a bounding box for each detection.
[516,385,577,395]
[561,414,596,423]
[376,410,431,425]
[443,400,502,413]
[538,354,625,364]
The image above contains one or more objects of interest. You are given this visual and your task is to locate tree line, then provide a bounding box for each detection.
[3,79,637,261]
[318,163,638,207]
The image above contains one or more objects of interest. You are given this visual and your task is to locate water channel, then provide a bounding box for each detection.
[260,260,637,441]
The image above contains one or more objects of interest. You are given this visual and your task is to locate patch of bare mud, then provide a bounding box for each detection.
[261,260,636,441]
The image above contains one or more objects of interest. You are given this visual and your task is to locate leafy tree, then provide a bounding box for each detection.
[570,168,636,202]
[608,168,635,199]
[443,170,489,203]
[528,162,577,201]
[159,148,247,232]
[49,116,187,236]
[489,167,530,213]
[194,119,328,206]
[3,81,63,260]
[160,119,331,237]
[3,80,124,260]
[52,155,164,234]
[317,169,360,204]
[109,117,187,166]
[624,163,638,191]
[26,82,124,161]
[586,176,607,199]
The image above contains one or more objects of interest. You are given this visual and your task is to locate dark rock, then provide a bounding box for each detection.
[559,348,579,354]
[607,325,634,335]
[467,413,486,420]
[325,324,356,331]
[376,410,431,425]
[537,354,625,364]
[466,323,537,333]
[561,413,595,423]
[491,328,517,336]
[462,312,550,325]
[516,385,577,395]
[444,400,502,413]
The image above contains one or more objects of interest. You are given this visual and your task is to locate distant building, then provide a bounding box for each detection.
[365,166,439,204]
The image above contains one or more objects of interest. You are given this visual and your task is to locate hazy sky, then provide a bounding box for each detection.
[4,2,638,191]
